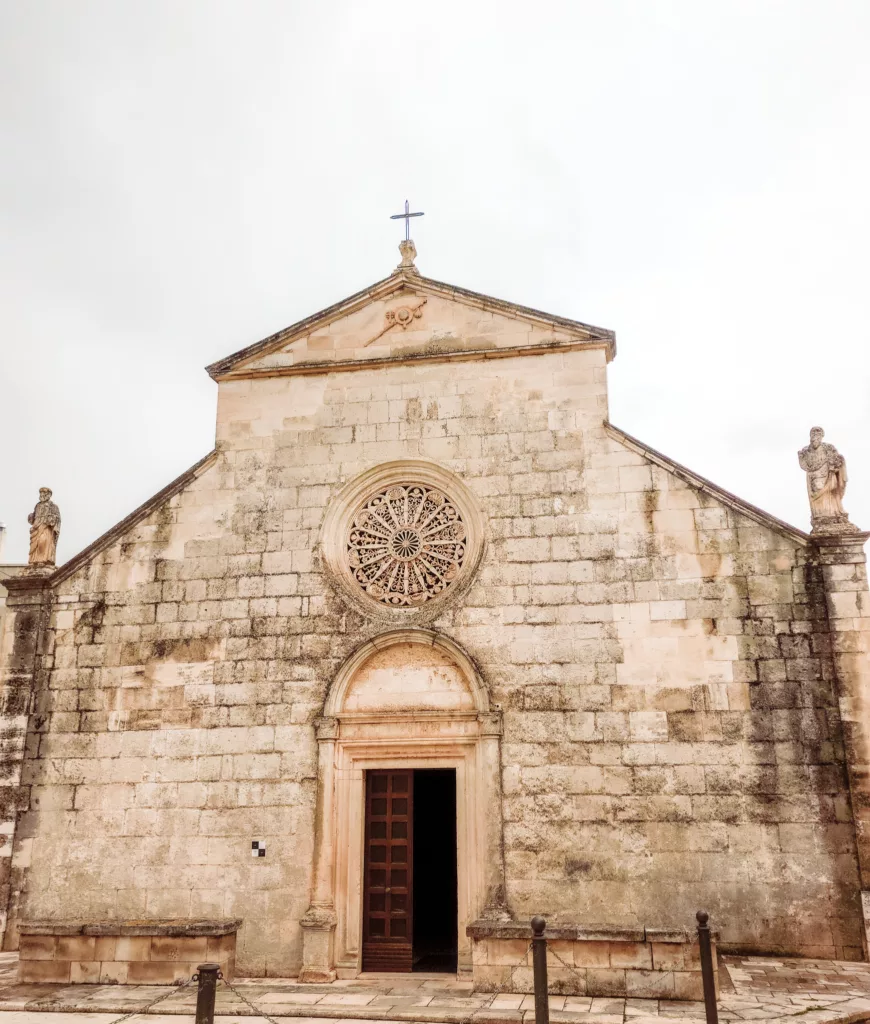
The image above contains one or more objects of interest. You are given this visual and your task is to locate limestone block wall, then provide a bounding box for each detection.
[3,341,862,973]
[493,432,857,958]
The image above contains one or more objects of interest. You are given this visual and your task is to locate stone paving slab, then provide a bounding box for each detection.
[0,954,868,1024]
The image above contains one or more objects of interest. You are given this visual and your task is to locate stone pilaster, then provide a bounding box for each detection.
[478,711,511,923]
[815,531,870,955]
[0,575,52,950]
[299,716,339,983]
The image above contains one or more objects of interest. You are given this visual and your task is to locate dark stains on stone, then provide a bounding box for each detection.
[0,684,29,718]
[74,598,105,633]
[640,486,659,560]
[0,585,53,949]
[565,858,592,877]
[150,637,219,662]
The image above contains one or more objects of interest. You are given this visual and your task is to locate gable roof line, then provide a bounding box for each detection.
[206,269,615,379]
[416,273,614,341]
[4,450,221,593]
[605,422,810,546]
[4,428,810,595]
[206,273,400,378]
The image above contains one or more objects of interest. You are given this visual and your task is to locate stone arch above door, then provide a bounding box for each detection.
[323,629,490,718]
[300,629,507,983]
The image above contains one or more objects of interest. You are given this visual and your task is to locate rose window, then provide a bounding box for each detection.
[347,485,467,606]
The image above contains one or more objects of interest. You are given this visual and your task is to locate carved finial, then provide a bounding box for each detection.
[797,427,859,535]
[398,238,418,271]
[26,487,61,573]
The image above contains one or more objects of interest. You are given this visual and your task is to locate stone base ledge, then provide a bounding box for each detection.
[467,921,718,942]
[466,920,717,1001]
[18,919,241,985]
[20,918,241,937]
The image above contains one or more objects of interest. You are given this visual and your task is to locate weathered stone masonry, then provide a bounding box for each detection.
[2,262,870,980]
[0,579,51,948]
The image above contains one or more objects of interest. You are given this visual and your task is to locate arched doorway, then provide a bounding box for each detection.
[299,630,507,981]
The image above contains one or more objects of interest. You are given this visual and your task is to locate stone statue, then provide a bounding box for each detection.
[27,488,61,566]
[798,427,856,534]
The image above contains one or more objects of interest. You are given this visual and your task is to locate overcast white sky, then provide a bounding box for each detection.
[1,1,869,563]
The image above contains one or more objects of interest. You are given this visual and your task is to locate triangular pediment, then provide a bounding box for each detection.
[206,269,615,380]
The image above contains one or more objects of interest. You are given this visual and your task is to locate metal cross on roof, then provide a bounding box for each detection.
[390,199,424,241]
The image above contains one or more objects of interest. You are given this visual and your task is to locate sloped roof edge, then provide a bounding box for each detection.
[4,427,811,596]
[605,423,810,546]
[206,269,615,379]
[4,450,221,593]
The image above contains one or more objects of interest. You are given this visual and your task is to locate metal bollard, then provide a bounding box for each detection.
[695,911,719,1024]
[195,962,221,1024]
[531,916,549,1024]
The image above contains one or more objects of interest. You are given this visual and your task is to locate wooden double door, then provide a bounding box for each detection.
[361,768,457,973]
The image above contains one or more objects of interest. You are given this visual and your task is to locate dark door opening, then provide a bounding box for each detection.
[412,769,457,972]
[361,768,457,974]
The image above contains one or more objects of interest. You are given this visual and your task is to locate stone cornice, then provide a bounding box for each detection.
[4,450,220,593]
[606,422,811,547]
[206,270,615,380]
[215,336,612,382]
[812,531,870,563]
[1,573,51,595]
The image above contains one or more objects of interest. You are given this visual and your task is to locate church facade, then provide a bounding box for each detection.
[3,244,870,984]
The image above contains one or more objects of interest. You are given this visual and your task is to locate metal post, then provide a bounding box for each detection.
[195,962,221,1024]
[695,911,719,1024]
[531,916,549,1024]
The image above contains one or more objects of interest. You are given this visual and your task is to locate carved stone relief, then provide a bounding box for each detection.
[347,484,466,606]
[363,298,427,348]
[320,460,485,623]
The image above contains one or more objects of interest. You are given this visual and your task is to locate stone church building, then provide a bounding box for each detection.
[3,239,870,990]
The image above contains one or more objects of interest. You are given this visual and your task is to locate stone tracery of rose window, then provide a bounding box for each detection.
[347,485,467,606]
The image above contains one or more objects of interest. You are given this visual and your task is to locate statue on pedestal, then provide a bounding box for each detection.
[27,488,61,567]
[798,428,857,535]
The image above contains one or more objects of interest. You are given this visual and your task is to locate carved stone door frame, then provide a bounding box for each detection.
[299,631,508,982]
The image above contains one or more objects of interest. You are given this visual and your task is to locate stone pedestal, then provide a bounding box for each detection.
[467,920,716,999]
[815,531,870,956]
[299,908,337,983]
[18,919,240,985]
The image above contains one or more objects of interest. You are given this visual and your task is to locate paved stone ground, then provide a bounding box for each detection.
[0,953,868,1024]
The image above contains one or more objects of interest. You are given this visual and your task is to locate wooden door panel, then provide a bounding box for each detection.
[362,769,413,971]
